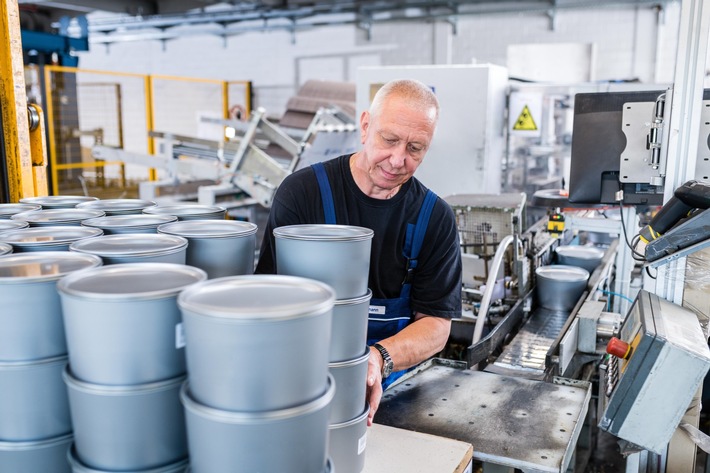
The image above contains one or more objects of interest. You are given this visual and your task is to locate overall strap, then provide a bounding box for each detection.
[312,162,336,224]
[402,189,438,287]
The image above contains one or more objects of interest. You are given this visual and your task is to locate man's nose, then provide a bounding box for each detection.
[389,146,407,168]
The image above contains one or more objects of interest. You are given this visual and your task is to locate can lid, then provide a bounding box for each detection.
[0,226,102,245]
[82,214,177,229]
[58,262,207,300]
[158,219,257,238]
[70,233,188,256]
[19,195,99,208]
[76,198,157,212]
[0,242,11,254]
[143,204,226,216]
[11,208,105,224]
[274,224,373,242]
[179,275,335,320]
[535,265,589,282]
[555,245,605,260]
[0,220,29,231]
[0,203,41,217]
[0,252,102,282]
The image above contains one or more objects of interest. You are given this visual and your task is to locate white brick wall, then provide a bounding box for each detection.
[78,4,684,116]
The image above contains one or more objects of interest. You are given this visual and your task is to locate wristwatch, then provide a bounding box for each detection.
[373,343,394,378]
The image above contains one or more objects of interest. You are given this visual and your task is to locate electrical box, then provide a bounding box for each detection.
[599,290,710,454]
[356,65,508,197]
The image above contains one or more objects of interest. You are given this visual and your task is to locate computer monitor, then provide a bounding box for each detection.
[568,90,666,205]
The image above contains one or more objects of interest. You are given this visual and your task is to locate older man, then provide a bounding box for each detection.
[256,79,462,425]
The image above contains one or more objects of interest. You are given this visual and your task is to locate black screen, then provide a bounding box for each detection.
[568,91,666,205]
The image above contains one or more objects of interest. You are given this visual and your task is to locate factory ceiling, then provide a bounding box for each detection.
[18,0,674,44]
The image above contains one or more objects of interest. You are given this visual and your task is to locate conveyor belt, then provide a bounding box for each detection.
[485,307,569,379]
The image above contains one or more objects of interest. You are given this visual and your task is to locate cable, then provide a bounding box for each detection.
[618,202,646,260]
[598,288,635,304]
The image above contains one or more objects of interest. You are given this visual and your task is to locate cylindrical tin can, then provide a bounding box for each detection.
[64,370,188,471]
[0,226,103,253]
[0,433,72,473]
[143,204,226,221]
[181,375,334,473]
[70,234,188,265]
[76,198,157,216]
[274,224,373,299]
[158,220,257,278]
[58,263,207,385]
[328,406,369,473]
[178,275,334,411]
[67,445,189,473]
[330,290,371,362]
[555,245,605,273]
[0,252,102,361]
[19,195,98,209]
[0,203,41,219]
[328,350,369,424]
[12,209,106,227]
[82,214,178,235]
[0,356,71,441]
[535,265,590,312]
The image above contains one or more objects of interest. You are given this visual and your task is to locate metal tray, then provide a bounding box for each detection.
[375,358,591,473]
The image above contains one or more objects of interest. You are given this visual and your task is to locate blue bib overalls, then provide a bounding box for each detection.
[312,162,437,389]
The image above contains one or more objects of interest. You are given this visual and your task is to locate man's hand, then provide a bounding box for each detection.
[366,346,384,426]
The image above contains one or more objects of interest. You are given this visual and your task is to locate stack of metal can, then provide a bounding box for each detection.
[178,275,336,473]
[0,252,102,472]
[57,262,206,473]
[274,224,373,473]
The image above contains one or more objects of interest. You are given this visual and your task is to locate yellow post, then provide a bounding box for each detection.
[145,75,157,181]
[27,104,49,196]
[0,0,36,201]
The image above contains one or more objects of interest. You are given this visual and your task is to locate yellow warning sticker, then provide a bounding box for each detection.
[513,105,538,131]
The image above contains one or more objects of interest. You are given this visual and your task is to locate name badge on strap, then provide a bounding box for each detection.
[369,305,386,315]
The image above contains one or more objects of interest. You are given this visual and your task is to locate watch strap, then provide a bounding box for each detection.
[373,343,393,377]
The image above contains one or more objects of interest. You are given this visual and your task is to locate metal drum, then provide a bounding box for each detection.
[328,350,369,424]
[0,356,71,441]
[555,245,605,273]
[0,203,41,219]
[181,376,334,473]
[178,275,334,411]
[158,220,257,278]
[328,406,369,473]
[331,290,371,362]
[76,198,157,216]
[0,226,103,253]
[274,224,373,299]
[68,447,189,473]
[19,195,99,209]
[143,204,226,221]
[0,433,73,473]
[535,265,590,312]
[0,243,11,256]
[82,214,178,235]
[12,209,106,227]
[70,234,188,265]
[58,263,207,385]
[64,370,188,471]
[0,252,102,361]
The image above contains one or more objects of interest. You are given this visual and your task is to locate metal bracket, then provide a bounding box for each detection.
[620,96,667,186]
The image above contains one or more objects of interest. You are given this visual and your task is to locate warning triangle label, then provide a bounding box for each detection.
[513,105,538,131]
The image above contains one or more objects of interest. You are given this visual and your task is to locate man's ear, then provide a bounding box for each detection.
[359,111,370,144]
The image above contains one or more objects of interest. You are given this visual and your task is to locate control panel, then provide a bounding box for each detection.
[599,290,710,454]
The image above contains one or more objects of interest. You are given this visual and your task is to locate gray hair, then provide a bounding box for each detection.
[369,79,439,121]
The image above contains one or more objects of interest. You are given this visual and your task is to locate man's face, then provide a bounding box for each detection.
[359,96,436,192]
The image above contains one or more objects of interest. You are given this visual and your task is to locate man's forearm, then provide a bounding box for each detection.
[376,314,451,372]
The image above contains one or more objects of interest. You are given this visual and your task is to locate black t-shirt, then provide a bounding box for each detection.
[256,154,462,319]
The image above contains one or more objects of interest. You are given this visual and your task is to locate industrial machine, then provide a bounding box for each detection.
[373,87,710,473]
[91,105,359,210]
